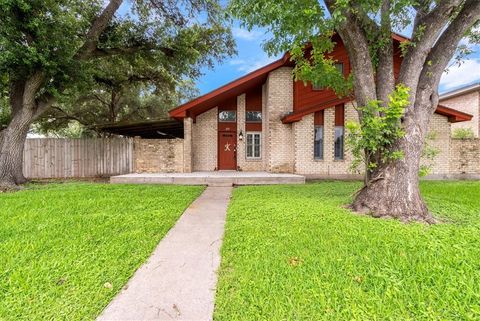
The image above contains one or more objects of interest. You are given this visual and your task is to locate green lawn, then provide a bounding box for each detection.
[0,182,204,321]
[215,181,480,321]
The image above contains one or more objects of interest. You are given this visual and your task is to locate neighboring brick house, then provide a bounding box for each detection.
[166,34,471,178]
[439,83,480,137]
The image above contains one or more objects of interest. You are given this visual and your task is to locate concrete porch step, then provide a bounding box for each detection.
[110,171,305,186]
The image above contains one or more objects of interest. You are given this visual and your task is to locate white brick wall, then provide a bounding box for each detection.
[294,102,359,176]
[426,113,451,175]
[441,91,480,137]
[236,94,265,171]
[192,108,217,171]
[184,68,456,177]
[265,67,295,172]
[183,117,193,173]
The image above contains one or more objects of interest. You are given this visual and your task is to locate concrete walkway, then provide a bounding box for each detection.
[97,186,232,321]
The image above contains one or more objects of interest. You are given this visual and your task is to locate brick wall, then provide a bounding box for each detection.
[425,113,451,175]
[183,117,193,172]
[449,139,480,174]
[293,103,453,178]
[236,94,265,171]
[265,67,295,172]
[192,107,218,171]
[441,91,480,137]
[133,138,184,173]
[293,102,360,178]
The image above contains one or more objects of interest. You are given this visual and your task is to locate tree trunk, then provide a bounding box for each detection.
[352,104,436,223]
[0,108,32,190]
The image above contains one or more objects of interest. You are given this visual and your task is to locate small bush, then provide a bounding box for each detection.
[452,128,475,139]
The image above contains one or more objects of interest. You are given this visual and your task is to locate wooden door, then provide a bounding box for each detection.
[218,131,237,170]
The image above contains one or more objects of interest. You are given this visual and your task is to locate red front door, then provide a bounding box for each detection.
[218,131,237,170]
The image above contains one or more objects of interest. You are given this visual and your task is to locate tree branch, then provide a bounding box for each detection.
[75,0,124,60]
[416,0,480,112]
[49,106,91,127]
[324,0,377,107]
[90,44,176,59]
[376,0,395,106]
[398,0,464,93]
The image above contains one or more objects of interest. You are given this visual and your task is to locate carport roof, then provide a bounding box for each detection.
[96,119,183,139]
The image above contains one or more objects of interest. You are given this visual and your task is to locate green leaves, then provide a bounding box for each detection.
[346,84,409,174]
[0,0,235,136]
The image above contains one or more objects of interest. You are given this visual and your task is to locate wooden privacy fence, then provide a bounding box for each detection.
[23,138,134,178]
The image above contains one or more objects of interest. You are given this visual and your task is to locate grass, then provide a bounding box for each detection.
[214,181,480,321]
[0,182,204,321]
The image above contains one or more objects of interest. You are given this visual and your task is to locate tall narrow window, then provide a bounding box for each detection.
[312,62,344,90]
[334,104,344,160]
[314,110,324,160]
[246,132,261,159]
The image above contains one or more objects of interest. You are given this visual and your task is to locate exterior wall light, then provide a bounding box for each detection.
[238,130,244,141]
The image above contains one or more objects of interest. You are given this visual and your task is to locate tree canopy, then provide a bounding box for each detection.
[0,0,235,188]
[230,0,480,222]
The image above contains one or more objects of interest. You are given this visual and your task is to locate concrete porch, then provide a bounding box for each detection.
[110,171,305,186]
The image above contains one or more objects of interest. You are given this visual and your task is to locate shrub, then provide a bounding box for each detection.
[452,128,475,139]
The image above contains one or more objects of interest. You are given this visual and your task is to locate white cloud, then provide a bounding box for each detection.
[440,58,480,90]
[232,27,264,41]
[229,55,278,73]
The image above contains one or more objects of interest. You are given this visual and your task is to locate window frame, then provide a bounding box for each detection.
[218,110,237,122]
[312,62,345,91]
[245,111,262,123]
[245,132,262,160]
[334,125,345,160]
[314,125,324,160]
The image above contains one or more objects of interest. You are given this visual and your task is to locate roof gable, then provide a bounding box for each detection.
[169,33,472,123]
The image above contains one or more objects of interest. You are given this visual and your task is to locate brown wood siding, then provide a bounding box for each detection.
[246,123,262,131]
[246,87,262,111]
[335,104,345,126]
[293,38,403,115]
[293,37,351,112]
[314,110,324,125]
[219,97,237,111]
[393,41,402,79]
[245,86,263,131]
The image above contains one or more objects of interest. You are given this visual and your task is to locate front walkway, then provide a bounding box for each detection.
[97,186,232,321]
[110,171,305,186]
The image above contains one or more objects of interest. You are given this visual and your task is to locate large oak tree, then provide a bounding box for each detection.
[35,53,199,137]
[0,0,234,189]
[230,0,480,222]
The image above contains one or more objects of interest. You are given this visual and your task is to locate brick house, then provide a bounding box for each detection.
[163,34,471,178]
[439,83,480,137]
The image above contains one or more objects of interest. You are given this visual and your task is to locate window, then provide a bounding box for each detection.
[335,62,344,75]
[246,111,262,122]
[334,104,344,160]
[246,132,261,159]
[312,63,344,90]
[334,127,344,160]
[314,126,324,160]
[218,111,236,122]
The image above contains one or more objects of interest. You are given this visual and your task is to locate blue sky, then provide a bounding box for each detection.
[196,25,480,95]
[116,2,480,96]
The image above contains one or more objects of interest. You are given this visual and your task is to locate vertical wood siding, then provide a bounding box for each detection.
[23,138,134,178]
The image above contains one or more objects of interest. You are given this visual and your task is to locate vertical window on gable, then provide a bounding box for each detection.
[312,63,344,90]
[334,104,345,160]
[314,110,324,160]
[246,132,261,159]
